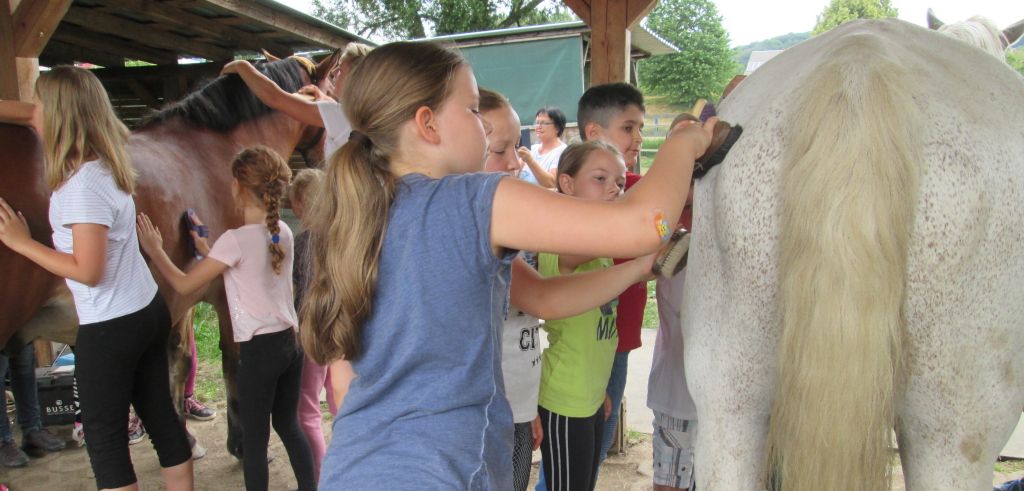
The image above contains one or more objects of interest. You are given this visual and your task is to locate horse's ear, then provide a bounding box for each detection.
[315,48,342,80]
[262,49,281,62]
[1003,18,1024,49]
[926,8,944,30]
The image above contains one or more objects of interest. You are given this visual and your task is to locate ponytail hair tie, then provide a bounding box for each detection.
[271,234,280,244]
[349,130,373,149]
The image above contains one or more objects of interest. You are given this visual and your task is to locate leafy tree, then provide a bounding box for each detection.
[310,0,573,40]
[812,0,897,36]
[1008,49,1024,76]
[637,0,739,106]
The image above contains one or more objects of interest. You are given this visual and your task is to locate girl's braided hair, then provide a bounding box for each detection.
[231,146,293,274]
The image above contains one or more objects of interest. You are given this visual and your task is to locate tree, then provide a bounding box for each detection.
[1008,49,1024,77]
[310,0,573,40]
[637,0,738,106]
[812,0,897,36]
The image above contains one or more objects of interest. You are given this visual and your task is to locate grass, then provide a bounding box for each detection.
[641,137,664,150]
[996,459,1024,474]
[192,302,224,404]
[639,155,655,175]
[626,428,646,447]
[642,281,658,329]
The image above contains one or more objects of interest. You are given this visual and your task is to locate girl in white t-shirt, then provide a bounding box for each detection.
[136,146,315,491]
[0,66,194,491]
[220,43,373,161]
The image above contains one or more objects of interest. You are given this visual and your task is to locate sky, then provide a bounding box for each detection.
[277,0,1022,47]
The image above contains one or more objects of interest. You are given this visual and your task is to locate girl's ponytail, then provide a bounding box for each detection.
[300,41,466,365]
[231,146,292,275]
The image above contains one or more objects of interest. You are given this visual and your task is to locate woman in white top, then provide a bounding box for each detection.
[220,43,373,161]
[517,106,568,188]
[0,67,193,491]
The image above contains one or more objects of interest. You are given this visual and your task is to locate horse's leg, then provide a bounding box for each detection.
[897,173,1024,490]
[683,166,780,491]
[207,280,243,459]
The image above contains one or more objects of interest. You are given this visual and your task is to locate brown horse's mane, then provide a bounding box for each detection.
[142,57,308,132]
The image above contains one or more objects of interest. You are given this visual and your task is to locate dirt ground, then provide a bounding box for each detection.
[1,402,1021,490]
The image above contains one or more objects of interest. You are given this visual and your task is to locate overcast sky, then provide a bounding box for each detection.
[277,0,1023,47]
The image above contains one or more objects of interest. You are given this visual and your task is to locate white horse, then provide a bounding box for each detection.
[682,14,1024,491]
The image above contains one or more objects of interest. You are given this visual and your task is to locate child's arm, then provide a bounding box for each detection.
[0,198,108,286]
[0,100,36,128]
[509,254,653,320]
[491,119,716,259]
[516,147,557,188]
[330,359,356,409]
[221,60,325,128]
[136,213,226,296]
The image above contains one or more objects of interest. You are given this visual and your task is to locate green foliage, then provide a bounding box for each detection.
[192,302,224,403]
[812,0,897,36]
[637,0,739,106]
[641,137,664,150]
[310,0,574,40]
[642,280,658,329]
[732,32,810,70]
[1008,49,1024,76]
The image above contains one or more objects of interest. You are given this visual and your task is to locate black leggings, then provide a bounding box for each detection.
[75,293,192,490]
[238,329,316,491]
[539,406,605,491]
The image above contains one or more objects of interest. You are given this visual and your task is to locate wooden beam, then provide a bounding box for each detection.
[96,0,292,58]
[589,0,631,85]
[88,62,221,82]
[51,23,178,65]
[561,0,591,25]
[12,0,72,57]
[41,39,126,67]
[626,0,657,28]
[62,6,235,61]
[0,0,37,101]
[197,0,349,50]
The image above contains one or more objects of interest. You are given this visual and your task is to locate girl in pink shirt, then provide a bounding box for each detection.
[136,146,315,491]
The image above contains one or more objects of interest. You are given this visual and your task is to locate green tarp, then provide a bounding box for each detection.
[459,35,584,125]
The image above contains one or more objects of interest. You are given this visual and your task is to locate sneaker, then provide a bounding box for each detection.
[128,416,146,445]
[22,429,65,452]
[71,423,85,447]
[0,441,28,468]
[184,395,216,421]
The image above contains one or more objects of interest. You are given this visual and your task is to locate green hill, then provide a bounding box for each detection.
[733,32,811,69]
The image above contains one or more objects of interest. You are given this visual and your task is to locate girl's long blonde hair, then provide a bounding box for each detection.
[300,42,466,364]
[35,66,134,193]
[231,146,293,274]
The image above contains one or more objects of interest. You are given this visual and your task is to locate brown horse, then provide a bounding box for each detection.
[0,50,341,459]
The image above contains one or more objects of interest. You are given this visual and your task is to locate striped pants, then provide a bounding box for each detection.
[538,406,604,491]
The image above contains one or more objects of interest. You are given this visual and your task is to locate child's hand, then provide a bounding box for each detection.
[135,213,164,257]
[298,85,333,102]
[636,251,658,282]
[530,415,544,451]
[0,197,32,252]
[220,60,253,76]
[669,116,720,162]
[604,393,613,421]
[189,213,211,257]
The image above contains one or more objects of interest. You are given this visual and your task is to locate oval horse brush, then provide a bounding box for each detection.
[669,100,744,179]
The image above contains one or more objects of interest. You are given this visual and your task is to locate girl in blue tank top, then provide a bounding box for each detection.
[298,41,718,491]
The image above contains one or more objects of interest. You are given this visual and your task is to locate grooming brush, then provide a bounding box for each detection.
[669,100,744,179]
[652,228,691,278]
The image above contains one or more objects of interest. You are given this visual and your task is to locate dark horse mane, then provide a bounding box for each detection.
[142,57,308,132]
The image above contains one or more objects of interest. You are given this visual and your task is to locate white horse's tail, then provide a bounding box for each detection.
[765,33,922,491]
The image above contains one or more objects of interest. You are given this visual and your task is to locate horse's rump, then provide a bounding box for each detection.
[695,17,1024,491]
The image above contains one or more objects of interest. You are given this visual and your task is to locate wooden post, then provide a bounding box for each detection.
[563,0,658,86]
[34,340,54,367]
[0,0,72,101]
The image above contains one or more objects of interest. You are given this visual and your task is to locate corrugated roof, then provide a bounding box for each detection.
[425,20,678,55]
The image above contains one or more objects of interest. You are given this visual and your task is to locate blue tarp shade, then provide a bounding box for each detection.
[459,35,584,125]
